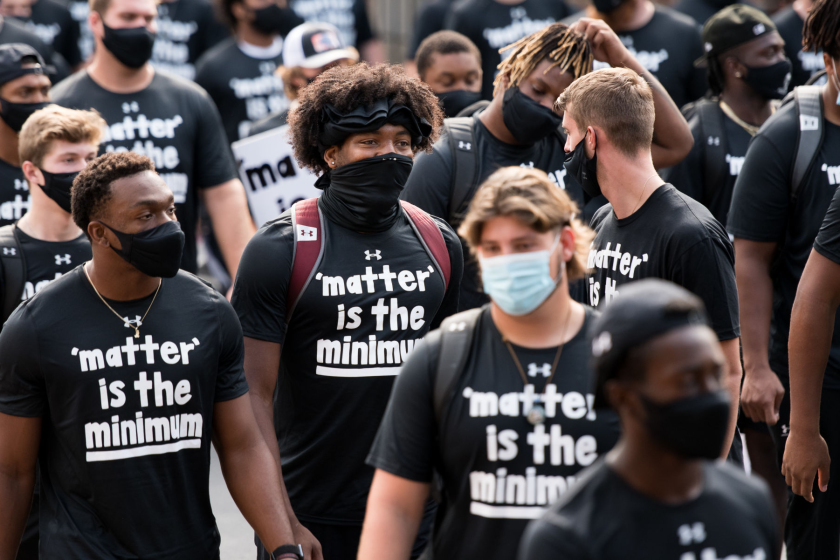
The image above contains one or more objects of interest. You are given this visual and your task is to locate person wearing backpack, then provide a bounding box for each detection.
[401,19,694,311]
[359,166,619,560]
[728,0,840,556]
[231,63,463,560]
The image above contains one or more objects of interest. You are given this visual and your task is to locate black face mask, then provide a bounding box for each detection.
[563,132,601,199]
[436,89,482,118]
[741,58,792,100]
[39,169,79,213]
[501,86,563,145]
[101,220,185,278]
[317,153,413,233]
[640,390,731,459]
[0,99,50,133]
[251,4,287,34]
[592,0,626,13]
[102,24,156,68]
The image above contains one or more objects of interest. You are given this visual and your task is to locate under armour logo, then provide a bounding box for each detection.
[55,254,71,265]
[458,141,471,151]
[678,522,707,546]
[753,23,766,35]
[365,250,381,260]
[296,224,318,241]
[527,363,552,378]
[123,315,142,329]
[2,247,15,256]
[592,331,612,357]
[449,321,467,332]
[781,424,790,437]
[707,136,720,146]
[801,115,820,131]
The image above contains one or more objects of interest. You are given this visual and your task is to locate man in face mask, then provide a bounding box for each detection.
[0,44,50,228]
[559,67,742,463]
[415,30,483,119]
[231,63,463,560]
[50,0,257,283]
[518,279,778,560]
[0,151,305,560]
[195,0,303,142]
[402,20,694,311]
[0,104,101,560]
[729,0,840,556]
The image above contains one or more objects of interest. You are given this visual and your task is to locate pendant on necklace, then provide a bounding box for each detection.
[527,404,546,426]
[134,329,140,339]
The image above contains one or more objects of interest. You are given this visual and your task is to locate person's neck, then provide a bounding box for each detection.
[85,253,160,300]
[236,23,276,48]
[0,122,20,167]
[824,80,840,127]
[16,196,81,242]
[491,280,585,348]
[87,45,154,94]
[588,0,654,33]
[719,87,774,127]
[600,151,661,219]
[478,93,522,145]
[792,0,809,21]
[607,437,705,504]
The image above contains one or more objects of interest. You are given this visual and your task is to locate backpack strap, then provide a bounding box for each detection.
[443,117,479,225]
[401,201,451,291]
[433,307,484,425]
[0,224,25,323]
[287,198,325,319]
[792,85,825,201]
[694,99,727,204]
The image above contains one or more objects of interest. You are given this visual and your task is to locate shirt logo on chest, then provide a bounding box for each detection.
[2,247,16,256]
[123,315,143,329]
[364,249,382,261]
[55,253,72,265]
[527,363,551,378]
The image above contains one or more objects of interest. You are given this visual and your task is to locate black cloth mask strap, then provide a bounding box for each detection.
[317,98,431,154]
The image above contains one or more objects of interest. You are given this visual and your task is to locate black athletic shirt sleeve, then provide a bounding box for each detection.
[814,187,840,265]
[192,85,239,189]
[401,143,453,220]
[213,296,250,402]
[0,304,45,417]
[432,214,463,328]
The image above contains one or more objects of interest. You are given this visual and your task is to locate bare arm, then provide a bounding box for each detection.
[782,250,840,501]
[568,18,693,169]
[358,469,430,560]
[720,338,743,457]
[243,337,322,560]
[734,238,785,425]
[0,413,40,560]
[201,179,257,280]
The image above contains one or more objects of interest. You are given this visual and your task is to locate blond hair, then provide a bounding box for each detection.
[19,105,105,168]
[458,166,593,281]
[555,67,654,158]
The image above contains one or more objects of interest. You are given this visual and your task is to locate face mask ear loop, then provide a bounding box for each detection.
[550,232,564,284]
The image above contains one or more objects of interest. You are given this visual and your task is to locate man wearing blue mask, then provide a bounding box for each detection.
[231,63,463,560]
[559,67,742,463]
[729,0,840,556]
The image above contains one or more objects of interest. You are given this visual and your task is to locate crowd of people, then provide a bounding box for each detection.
[0,0,837,559]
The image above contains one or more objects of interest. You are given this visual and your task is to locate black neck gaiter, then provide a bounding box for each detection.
[317,153,413,233]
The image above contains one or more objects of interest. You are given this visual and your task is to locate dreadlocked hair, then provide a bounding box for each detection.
[804,0,840,59]
[493,22,593,96]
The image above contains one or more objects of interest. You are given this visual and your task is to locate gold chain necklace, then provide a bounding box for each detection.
[719,100,765,137]
[83,262,161,339]
[631,171,661,215]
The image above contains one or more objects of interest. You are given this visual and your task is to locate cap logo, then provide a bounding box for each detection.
[592,331,612,357]
[753,23,765,35]
[704,42,713,52]
[311,31,341,53]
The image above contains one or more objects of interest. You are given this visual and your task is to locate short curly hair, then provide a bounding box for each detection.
[72,152,156,237]
[287,62,444,176]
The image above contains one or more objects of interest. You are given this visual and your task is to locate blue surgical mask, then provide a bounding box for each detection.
[479,236,561,316]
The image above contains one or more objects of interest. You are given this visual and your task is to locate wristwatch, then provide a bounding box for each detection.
[271,544,304,560]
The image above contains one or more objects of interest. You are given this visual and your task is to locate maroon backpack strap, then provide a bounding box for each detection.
[287,198,324,319]
[401,200,451,291]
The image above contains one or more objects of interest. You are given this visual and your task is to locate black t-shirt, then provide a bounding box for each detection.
[518,460,777,560]
[367,306,620,560]
[151,0,229,81]
[14,227,91,301]
[774,6,825,89]
[0,159,28,227]
[231,203,463,524]
[0,267,249,559]
[728,102,840,386]
[564,6,706,109]
[290,0,375,49]
[666,103,752,226]
[446,0,570,100]
[587,184,739,341]
[195,38,288,143]
[674,0,731,26]
[26,0,82,67]
[401,114,604,310]
[51,71,239,274]
[52,0,92,61]
[0,16,69,81]
[406,0,455,60]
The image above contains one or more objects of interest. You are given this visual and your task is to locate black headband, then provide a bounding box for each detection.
[317,98,432,154]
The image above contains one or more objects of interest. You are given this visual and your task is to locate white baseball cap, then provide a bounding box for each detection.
[282,22,357,69]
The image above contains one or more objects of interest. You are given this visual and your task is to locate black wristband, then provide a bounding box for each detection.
[271,544,303,560]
